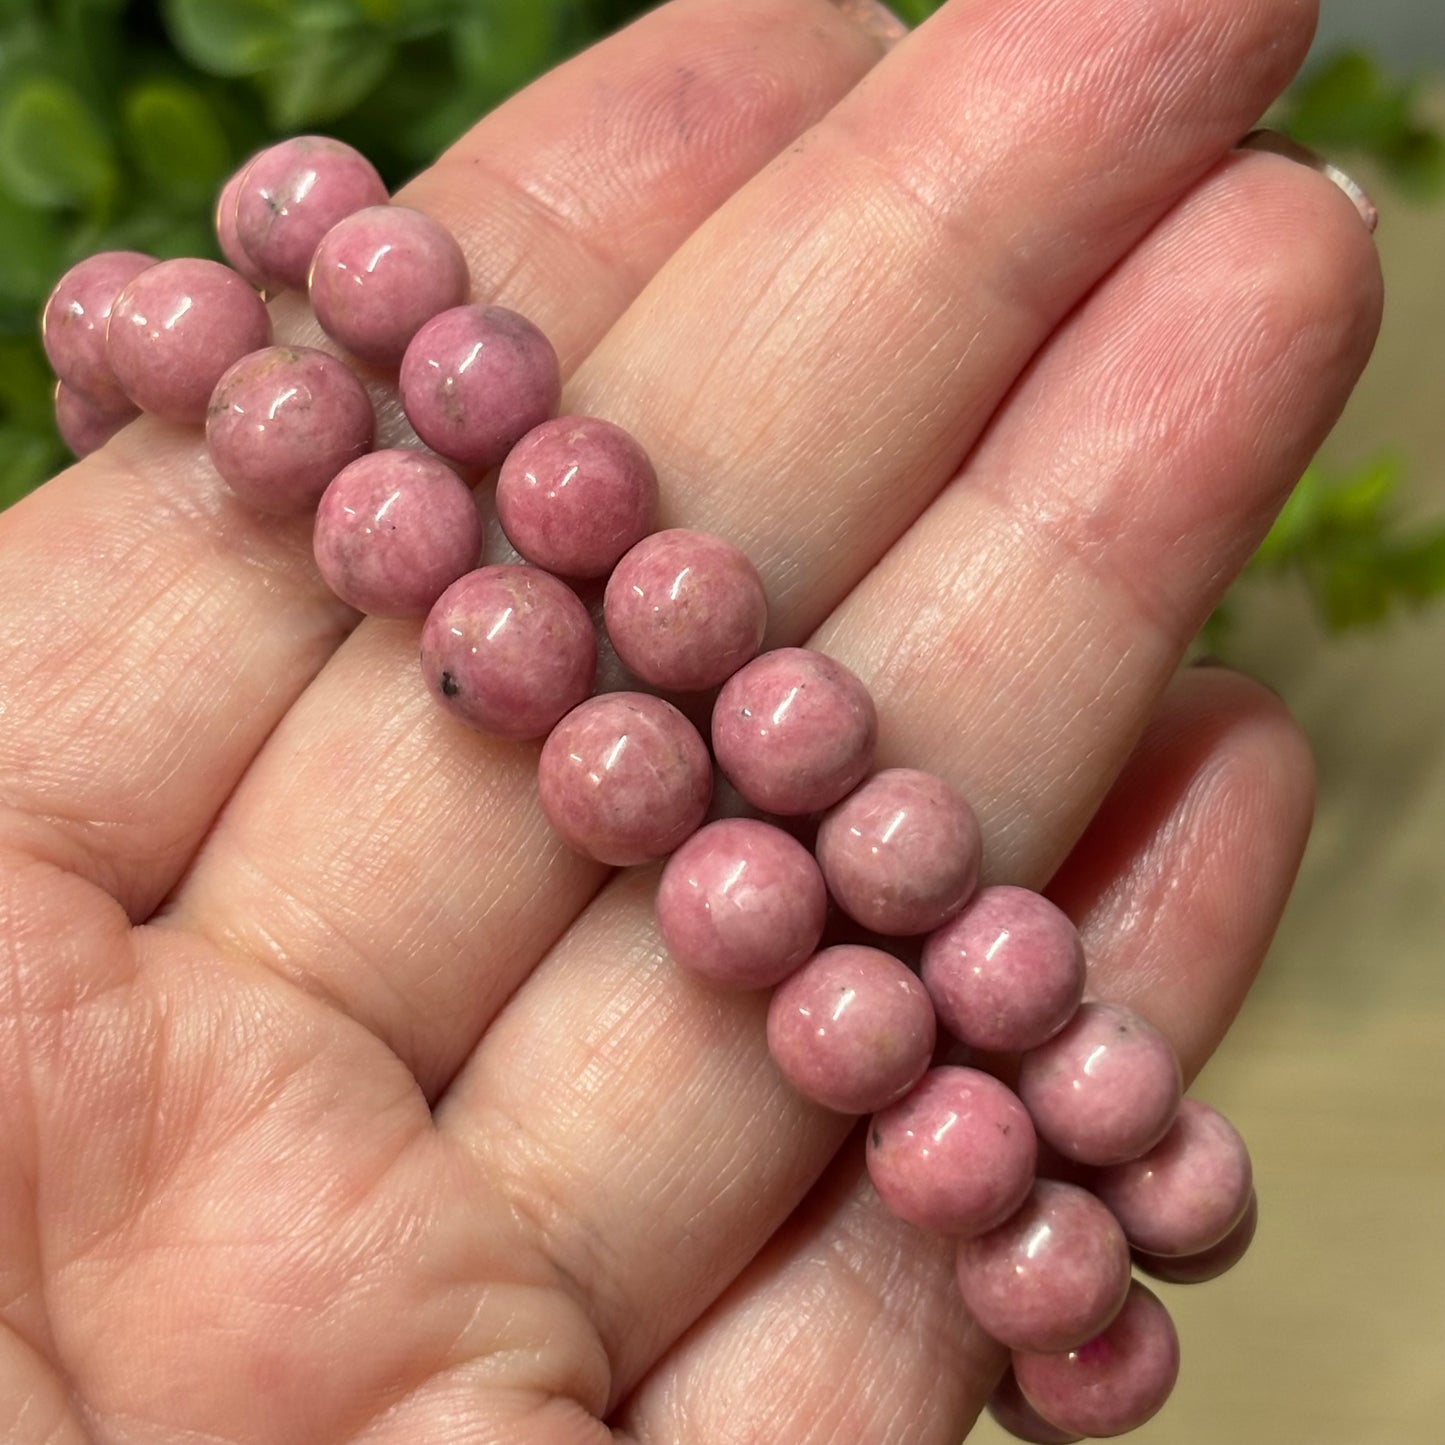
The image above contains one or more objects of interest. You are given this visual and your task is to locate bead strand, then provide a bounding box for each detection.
[37,134,1262,1445]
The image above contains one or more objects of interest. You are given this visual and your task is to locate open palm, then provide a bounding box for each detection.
[0,0,1379,1440]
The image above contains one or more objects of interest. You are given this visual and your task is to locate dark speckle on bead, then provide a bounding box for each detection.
[440,671,459,698]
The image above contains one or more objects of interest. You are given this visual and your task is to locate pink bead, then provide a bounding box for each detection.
[206,345,374,513]
[767,945,935,1114]
[922,886,1086,1053]
[1018,1003,1183,1167]
[497,416,658,578]
[234,136,388,292]
[1134,1190,1258,1286]
[309,204,470,366]
[712,648,877,816]
[314,450,482,617]
[1090,1098,1252,1257]
[1013,1282,1180,1438]
[987,1368,1084,1444]
[54,381,136,459]
[399,304,561,470]
[106,258,271,425]
[421,565,594,739]
[538,692,712,866]
[955,1179,1130,1353]
[214,159,266,288]
[42,250,156,411]
[816,768,981,935]
[605,529,767,691]
[656,818,827,989]
[866,1066,1037,1238]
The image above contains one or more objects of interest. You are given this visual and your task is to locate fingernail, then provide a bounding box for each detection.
[830,0,910,50]
[1238,129,1378,235]
[1191,653,1228,668]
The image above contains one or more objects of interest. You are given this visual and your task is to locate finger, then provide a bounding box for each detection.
[441,147,1379,1396]
[174,0,1314,1095]
[0,0,885,918]
[616,664,1313,1443]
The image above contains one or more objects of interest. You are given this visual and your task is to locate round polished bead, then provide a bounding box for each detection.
[54,381,137,459]
[315,450,481,617]
[214,160,266,288]
[816,768,981,936]
[234,136,388,292]
[1091,1098,1253,1257]
[421,565,594,739]
[987,1368,1083,1444]
[1133,1190,1258,1285]
[866,1066,1037,1237]
[1013,1282,1180,1438]
[399,304,561,470]
[767,945,935,1114]
[712,648,877,816]
[955,1179,1130,1354]
[309,204,470,366]
[106,258,271,425]
[206,345,374,513]
[922,886,1086,1053]
[1018,1002,1182,1167]
[605,529,767,691]
[656,818,826,989]
[42,250,156,411]
[538,692,712,865]
[497,416,658,579]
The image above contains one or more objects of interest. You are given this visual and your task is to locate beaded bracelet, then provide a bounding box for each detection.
[41,133,1258,1443]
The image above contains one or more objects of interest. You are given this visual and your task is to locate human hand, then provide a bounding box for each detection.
[0,0,1380,1440]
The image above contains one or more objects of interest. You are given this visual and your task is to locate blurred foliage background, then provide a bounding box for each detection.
[1,0,1442,636]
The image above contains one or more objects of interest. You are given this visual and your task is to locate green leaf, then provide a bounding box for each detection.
[256,26,393,128]
[0,336,55,430]
[1285,50,1408,151]
[1383,126,1445,204]
[163,0,293,76]
[122,78,231,205]
[0,423,63,511]
[889,0,944,23]
[0,75,117,211]
[0,184,64,314]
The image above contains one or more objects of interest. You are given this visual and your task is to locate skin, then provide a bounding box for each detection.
[0,0,1378,1442]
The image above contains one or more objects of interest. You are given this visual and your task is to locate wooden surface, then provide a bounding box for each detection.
[974,132,1445,1444]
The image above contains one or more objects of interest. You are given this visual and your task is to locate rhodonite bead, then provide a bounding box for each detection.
[234,136,388,292]
[656,818,826,989]
[1018,1002,1182,1167]
[1133,1190,1258,1285]
[605,529,767,691]
[421,565,594,739]
[987,1368,1083,1444]
[955,1179,1130,1354]
[1090,1098,1253,1258]
[399,305,561,470]
[309,204,470,366]
[712,648,877,816]
[314,450,482,617]
[498,416,658,579]
[816,768,981,935]
[538,692,712,865]
[54,381,137,458]
[42,250,156,411]
[214,161,266,288]
[921,886,1086,1053]
[1012,1282,1180,1439]
[766,945,935,1114]
[866,1066,1037,1237]
[206,345,374,513]
[106,258,271,424]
